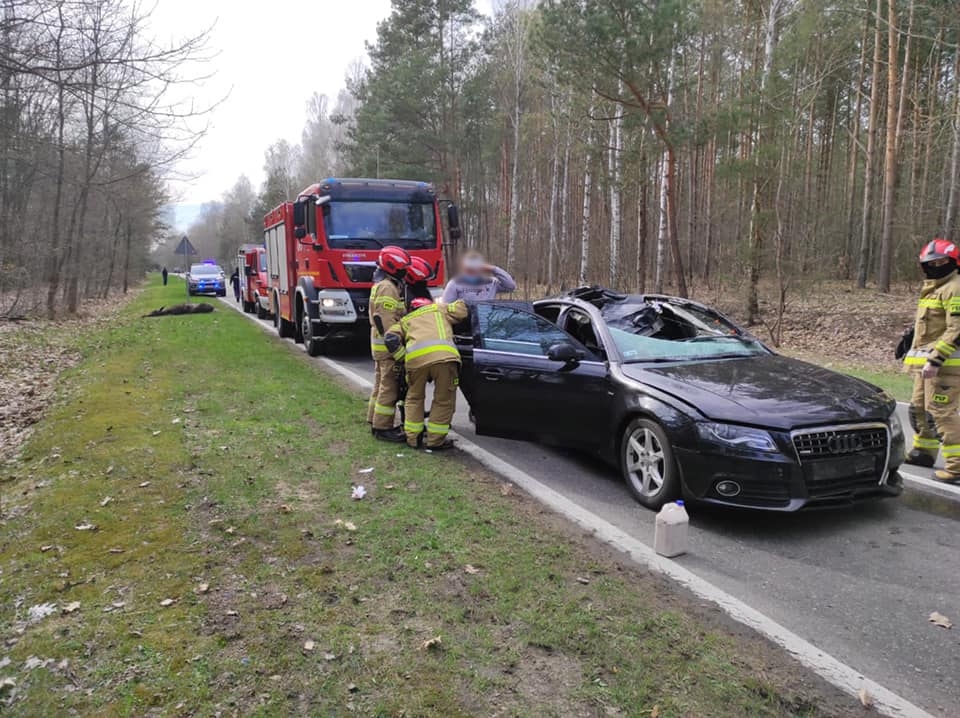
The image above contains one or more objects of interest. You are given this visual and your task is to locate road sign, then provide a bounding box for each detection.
[174,236,197,257]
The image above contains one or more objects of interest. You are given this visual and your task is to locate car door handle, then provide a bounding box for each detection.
[480,368,503,380]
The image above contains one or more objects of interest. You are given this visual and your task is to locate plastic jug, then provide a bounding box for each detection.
[654,500,689,557]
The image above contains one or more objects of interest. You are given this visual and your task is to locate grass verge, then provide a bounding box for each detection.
[0,276,851,716]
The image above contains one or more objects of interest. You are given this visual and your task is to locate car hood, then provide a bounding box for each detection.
[620,354,893,430]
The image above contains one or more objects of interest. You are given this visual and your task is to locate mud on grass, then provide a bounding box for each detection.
[1,276,854,716]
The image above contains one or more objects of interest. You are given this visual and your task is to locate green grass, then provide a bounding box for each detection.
[0,276,841,716]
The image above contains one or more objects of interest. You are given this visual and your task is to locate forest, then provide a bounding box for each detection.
[0,0,208,317]
[4,0,959,323]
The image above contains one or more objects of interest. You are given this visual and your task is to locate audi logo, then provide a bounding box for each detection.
[827,434,863,454]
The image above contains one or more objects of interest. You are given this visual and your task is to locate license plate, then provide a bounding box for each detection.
[809,455,877,481]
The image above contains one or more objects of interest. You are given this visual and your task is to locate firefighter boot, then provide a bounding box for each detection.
[905,449,936,468]
[372,426,406,443]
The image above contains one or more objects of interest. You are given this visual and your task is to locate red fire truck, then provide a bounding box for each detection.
[263,178,459,356]
[236,244,270,318]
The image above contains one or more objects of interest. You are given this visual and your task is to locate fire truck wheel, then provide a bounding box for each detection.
[302,299,324,357]
[256,300,268,320]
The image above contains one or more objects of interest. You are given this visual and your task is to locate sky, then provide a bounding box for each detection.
[151,0,493,228]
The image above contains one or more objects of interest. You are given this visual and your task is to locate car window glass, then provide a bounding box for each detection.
[476,304,573,356]
[562,309,603,355]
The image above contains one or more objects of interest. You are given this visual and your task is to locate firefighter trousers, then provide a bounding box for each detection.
[910,373,960,472]
[403,360,459,448]
[369,358,401,430]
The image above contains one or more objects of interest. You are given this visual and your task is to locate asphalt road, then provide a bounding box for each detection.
[223,298,959,716]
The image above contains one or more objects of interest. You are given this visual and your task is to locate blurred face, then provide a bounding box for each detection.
[921,256,955,279]
[460,254,484,277]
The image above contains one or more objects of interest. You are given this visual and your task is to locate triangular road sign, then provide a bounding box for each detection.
[174,236,197,256]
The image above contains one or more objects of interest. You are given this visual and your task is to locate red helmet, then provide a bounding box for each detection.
[404,256,433,284]
[410,297,433,310]
[378,246,411,277]
[919,238,960,264]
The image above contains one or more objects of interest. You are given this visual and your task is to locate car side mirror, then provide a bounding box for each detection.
[547,342,583,365]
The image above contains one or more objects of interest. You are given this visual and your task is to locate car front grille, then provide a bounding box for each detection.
[792,426,887,457]
[792,424,889,500]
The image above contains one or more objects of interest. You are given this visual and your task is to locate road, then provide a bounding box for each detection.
[222,298,959,716]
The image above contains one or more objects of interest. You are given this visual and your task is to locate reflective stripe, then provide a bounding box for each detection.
[426,421,450,435]
[904,347,960,366]
[374,296,401,310]
[404,420,424,433]
[913,436,941,450]
[935,340,957,356]
[371,337,386,347]
[374,403,395,416]
[392,346,407,361]
[405,338,459,360]
[919,298,945,310]
[942,444,960,457]
[949,298,960,314]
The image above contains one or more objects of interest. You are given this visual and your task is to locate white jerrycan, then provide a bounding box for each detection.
[654,500,689,558]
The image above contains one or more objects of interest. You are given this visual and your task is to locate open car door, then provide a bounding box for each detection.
[462,302,614,446]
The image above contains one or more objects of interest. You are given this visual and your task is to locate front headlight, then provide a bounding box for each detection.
[889,411,904,441]
[321,297,348,308]
[697,422,779,453]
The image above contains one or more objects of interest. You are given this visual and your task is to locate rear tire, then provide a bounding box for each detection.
[620,417,680,510]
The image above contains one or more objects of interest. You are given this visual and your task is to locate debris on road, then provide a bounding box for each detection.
[358,467,374,474]
[857,686,873,708]
[303,640,315,652]
[159,598,175,607]
[351,485,366,500]
[73,522,96,531]
[26,603,56,623]
[929,611,953,629]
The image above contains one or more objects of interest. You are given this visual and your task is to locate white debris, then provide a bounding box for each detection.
[357,467,374,474]
[351,485,367,500]
[27,603,57,623]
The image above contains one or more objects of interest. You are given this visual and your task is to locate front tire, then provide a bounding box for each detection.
[620,417,680,509]
[302,299,324,357]
[256,298,268,320]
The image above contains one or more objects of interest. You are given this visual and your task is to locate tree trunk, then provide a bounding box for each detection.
[878,0,903,292]
[857,0,884,288]
[945,50,960,235]
[608,88,623,286]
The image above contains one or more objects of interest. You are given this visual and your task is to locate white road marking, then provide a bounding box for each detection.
[224,298,935,717]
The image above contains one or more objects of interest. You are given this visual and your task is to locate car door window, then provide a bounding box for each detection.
[476,303,574,356]
[562,309,605,358]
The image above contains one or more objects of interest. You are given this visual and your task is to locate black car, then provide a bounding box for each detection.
[455,288,905,511]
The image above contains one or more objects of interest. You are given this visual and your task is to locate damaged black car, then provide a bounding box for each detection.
[455,287,905,511]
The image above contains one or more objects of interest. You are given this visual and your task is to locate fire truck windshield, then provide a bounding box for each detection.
[323,201,436,250]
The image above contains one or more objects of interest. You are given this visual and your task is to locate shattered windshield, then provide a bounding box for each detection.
[323,201,437,249]
[601,298,767,363]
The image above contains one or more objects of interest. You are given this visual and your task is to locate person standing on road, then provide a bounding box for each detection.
[441,250,516,303]
[367,246,411,443]
[161,267,168,286]
[385,257,468,451]
[903,238,960,483]
[230,267,241,302]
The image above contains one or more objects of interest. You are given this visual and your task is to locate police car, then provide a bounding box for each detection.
[186,261,226,297]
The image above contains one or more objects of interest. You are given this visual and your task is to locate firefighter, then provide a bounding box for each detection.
[367,245,411,443]
[384,257,468,450]
[903,237,960,482]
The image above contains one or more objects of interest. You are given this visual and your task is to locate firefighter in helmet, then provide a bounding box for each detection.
[903,238,960,482]
[384,257,468,450]
[367,245,411,443]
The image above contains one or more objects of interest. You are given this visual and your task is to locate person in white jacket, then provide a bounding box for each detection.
[441,251,516,303]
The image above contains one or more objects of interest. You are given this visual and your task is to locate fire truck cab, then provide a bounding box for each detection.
[237,244,270,318]
[263,178,458,356]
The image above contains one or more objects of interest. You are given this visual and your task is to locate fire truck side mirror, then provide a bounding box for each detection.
[447,205,461,241]
[294,227,307,240]
[292,200,306,228]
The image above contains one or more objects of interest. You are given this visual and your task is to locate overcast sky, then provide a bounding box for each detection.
[152,0,493,215]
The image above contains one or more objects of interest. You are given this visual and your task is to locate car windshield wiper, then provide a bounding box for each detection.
[622,352,755,364]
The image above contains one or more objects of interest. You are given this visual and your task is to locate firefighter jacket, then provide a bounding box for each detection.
[369,277,405,360]
[384,301,469,370]
[904,272,960,374]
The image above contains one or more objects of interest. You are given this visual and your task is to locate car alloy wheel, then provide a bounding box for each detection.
[621,418,679,509]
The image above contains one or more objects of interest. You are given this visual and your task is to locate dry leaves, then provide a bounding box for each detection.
[197,583,210,594]
[464,564,481,575]
[499,483,513,496]
[576,576,591,585]
[650,706,660,718]
[159,598,175,607]
[858,686,873,708]
[929,611,953,629]
[39,545,54,553]
[303,640,315,652]
[73,522,97,531]
[61,601,81,614]
[99,496,113,507]
[279,504,292,514]
[334,519,357,532]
